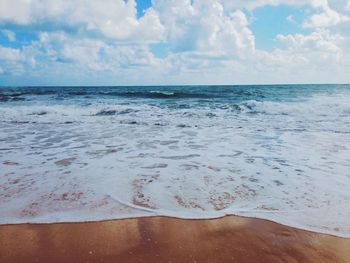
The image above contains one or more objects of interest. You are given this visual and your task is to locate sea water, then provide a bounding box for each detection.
[0,85,349,237]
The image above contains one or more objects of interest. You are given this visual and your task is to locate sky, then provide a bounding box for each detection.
[0,0,350,86]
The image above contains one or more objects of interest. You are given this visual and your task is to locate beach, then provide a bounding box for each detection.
[1,215,350,263]
[1,85,350,262]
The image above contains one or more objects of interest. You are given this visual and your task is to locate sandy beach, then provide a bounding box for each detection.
[1,215,350,263]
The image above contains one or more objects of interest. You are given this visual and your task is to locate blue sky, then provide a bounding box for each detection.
[250,5,311,50]
[136,0,152,17]
[0,0,349,85]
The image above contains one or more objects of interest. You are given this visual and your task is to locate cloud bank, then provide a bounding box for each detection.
[0,0,349,85]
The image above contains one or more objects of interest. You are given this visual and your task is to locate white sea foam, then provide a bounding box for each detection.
[0,90,350,237]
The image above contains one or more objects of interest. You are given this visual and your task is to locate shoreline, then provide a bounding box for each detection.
[1,213,349,239]
[1,215,350,263]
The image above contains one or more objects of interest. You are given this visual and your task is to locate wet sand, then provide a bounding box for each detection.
[1,216,350,263]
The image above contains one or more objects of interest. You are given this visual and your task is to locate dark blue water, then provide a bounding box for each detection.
[1,84,349,104]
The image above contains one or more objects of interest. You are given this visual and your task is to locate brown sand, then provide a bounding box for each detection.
[1,216,350,263]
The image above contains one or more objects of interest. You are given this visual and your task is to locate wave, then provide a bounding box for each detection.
[0,94,26,102]
[1,84,349,102]
[94,109,118,116]
[0,89,217,101]
[1,94,349,125]
[94,108,139,116]
[28,111,48,116]
[102,90,213,99]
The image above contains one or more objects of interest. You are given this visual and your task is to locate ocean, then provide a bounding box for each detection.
[1,85,350,237]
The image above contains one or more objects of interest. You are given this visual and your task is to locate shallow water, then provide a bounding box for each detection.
[1,85,350,237]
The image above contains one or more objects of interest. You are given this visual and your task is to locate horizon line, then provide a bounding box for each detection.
[1,83,350,88]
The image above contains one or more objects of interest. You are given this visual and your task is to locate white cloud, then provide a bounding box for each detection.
[327,0,350,13]
[0,0,33,25]
[287,15,295,23]
[272,0,347,9]
[0,45,28,75]
[1,29,16,41]
[0,29,168,84]
[254,29,347,80]
[0,0,165,43]
[9,31,163,75]
[219,0,327,10]
[0,46,23,61]
[276,29,345,73]
[303,4,350,28]
[221,0,350,29]
[153,0,255,58]
[276,29,343,54]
